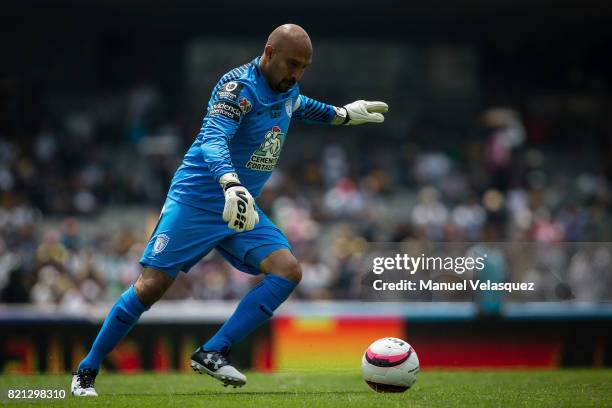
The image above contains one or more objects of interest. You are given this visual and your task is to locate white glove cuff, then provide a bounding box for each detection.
[332,106,350,126]
[219,172,241,191]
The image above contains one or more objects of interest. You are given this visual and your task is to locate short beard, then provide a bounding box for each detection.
[277,80,295,93]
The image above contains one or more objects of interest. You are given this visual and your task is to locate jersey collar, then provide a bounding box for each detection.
[252,57,296,103]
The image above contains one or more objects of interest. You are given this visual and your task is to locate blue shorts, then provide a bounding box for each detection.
[139,197,291,279]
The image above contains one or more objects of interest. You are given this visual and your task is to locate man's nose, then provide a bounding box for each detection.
[291,68,303,81]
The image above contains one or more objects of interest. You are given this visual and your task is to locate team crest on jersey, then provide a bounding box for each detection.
[153,234,170,255]
[285,99,292,118]
[269,103,282,119]
[246,126,285,171]
[239,97,252,114]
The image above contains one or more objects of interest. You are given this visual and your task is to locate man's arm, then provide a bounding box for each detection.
[293,95,389,125]
[201,113,239,181]
[200,82,251,182]
[200,82,259,232]
[292,95,336,124]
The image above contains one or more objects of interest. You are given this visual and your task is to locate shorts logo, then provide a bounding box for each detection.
[285,99,292,117]
[153,234,170,254]
[239,97,252,114]
[246,126,285,171]
[210,101,242,122]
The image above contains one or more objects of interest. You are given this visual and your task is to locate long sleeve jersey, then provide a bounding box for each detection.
[167,57,336,213]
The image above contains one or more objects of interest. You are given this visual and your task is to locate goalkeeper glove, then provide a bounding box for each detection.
[333,100,388,125]
[219,173,259,232]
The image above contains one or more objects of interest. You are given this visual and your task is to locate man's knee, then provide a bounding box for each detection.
[279,257,302,284]
[260,250,302,284]
[134,268,174,307]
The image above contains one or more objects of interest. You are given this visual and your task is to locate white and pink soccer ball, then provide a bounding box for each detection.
[361,337,419,393]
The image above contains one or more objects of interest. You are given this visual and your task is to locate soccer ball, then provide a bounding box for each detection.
[361,337,419,393]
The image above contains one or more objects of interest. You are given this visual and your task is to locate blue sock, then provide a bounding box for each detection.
[203,274,296,352]
[79,285,149,371]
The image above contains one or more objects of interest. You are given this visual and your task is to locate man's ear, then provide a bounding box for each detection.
[264,44,275,60]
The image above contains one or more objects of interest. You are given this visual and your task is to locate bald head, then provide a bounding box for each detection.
[267,24,312,55]
[260,24,313,93]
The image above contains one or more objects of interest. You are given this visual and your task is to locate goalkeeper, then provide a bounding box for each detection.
[72,23,388,396]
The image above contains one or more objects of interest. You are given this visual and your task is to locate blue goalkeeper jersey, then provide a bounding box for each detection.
[167,57,336,213]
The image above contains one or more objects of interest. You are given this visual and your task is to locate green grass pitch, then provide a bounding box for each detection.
[1,370,611,407]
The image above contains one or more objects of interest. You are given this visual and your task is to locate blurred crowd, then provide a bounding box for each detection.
[1,82,611,306]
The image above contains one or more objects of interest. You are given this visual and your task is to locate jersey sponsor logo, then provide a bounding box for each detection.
[153,234,170,254]
[216,81,243,102]
[210,101,242,122]
[246,126,285,171]
[285,99,292,117]
[239,97,252,114]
